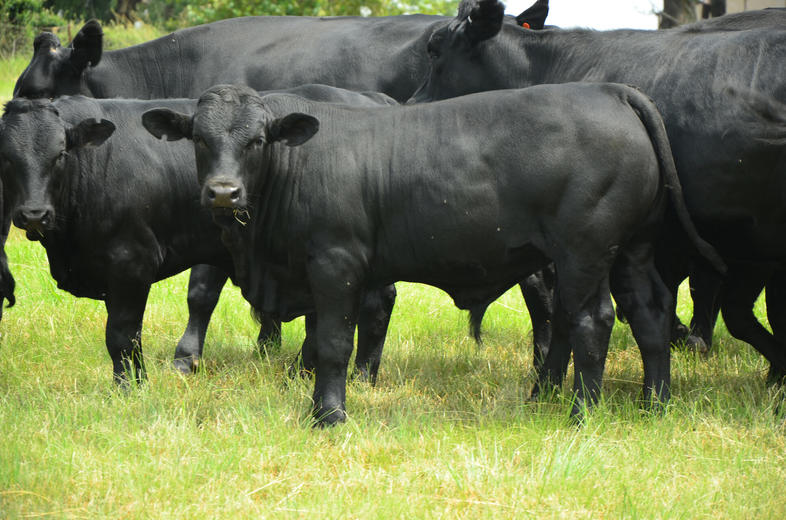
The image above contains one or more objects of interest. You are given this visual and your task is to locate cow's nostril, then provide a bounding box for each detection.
[230,188,240,202]
[207,187,217,201]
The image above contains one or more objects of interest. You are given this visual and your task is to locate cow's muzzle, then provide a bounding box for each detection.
[13,205,55,241]
[204,181,244,209]
[203,180,248,227]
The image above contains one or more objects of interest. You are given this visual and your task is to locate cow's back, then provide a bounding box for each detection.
[89,15,443,101]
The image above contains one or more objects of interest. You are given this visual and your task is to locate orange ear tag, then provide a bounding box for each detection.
[522,22,531,29]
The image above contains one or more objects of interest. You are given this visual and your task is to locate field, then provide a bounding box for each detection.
[1,23,786,520]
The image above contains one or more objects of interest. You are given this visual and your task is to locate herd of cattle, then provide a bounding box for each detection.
[1,0,785,426]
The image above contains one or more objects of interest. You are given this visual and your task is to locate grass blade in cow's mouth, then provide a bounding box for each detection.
[211,207,250,228]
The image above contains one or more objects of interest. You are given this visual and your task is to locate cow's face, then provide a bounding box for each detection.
[142,85,319,228]
[0,100,114,240]
[13,21,103,99]
[410,0,547,103]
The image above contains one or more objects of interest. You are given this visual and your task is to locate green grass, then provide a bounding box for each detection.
[0,225,785,518]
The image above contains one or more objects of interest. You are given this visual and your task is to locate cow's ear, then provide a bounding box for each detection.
[66,118,115,150]
[461,0,505,44]
[268,113,319,147]
[142,108,194,141]
[70,20,103,71]
[515,0,549,30]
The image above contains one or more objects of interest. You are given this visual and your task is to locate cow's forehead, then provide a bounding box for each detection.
[195,97,269,138]
[1,106,65,154]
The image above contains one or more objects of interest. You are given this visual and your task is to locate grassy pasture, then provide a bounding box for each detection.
[0,226,785,518]
[1,21,785,520]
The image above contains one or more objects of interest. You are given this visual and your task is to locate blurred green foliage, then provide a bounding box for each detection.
[1,0,459,56]
[143,0,459,29]
[0,0,66,57]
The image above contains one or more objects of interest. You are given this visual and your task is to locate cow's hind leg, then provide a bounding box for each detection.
[611,241,674,408]
[520,265,555,372]
[530,299,572,400]
[354,284,396,385]
[105,282,151,386]
[560,275,615,418]
[765,269,786,384]
[173,265,227,373]
[721,265,786,375]
[256,313,282,352]
[289,313,318,378]
[684,266,723,353]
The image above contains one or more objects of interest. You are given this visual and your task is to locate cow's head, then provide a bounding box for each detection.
[13,20,103,99]
[142,85,319,227]
[0,99,114,240]
[409,0,548,103]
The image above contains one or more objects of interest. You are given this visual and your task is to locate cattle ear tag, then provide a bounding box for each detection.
[521,22,531,29]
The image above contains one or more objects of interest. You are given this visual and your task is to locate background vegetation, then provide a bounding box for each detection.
[0,0,460,60]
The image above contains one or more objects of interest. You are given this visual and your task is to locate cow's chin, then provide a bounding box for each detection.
[24,226,47,242]
[211,206,250,229]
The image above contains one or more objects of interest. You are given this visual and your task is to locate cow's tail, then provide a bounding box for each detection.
[625,87,727,274]
[468,303,487,345]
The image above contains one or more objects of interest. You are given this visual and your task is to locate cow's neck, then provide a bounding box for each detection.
[83,44,187,99]
[508,26,662,88]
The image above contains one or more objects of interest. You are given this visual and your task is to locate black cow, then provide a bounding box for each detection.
[411,0,786,381]
[10,14,446,372]
[12,11,553,375]
[143,84,724,425]
[0,90,395,384]
[13,15,448,102]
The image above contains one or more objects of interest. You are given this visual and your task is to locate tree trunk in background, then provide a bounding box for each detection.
[660,0,698,29]
[702,0,727,18]
[114,0,142,23]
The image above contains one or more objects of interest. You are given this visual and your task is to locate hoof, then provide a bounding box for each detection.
[684,335,709,354]
[766,365,786,386]
[312,407,346,428]
[173,357,197,375]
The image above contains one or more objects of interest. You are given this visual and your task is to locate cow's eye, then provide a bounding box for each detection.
[248,136,265,149]
[427,42,440,60]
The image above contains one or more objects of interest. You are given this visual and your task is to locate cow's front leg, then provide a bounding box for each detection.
[105,282,151,385]
[308,253,363,427]
[311,301,359,426]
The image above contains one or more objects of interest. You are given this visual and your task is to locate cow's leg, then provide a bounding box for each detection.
[105,282,151,385]
[289,313,318,378]
[0,188,16,321]
[308,253,364,426]
[720,265,786,372]
[173,265,227,373]
[530,298,571,400]
[655,238,692,342]
[256,313,282,352]
[311,299,358,426]
[354,284,396,385]
[520,265,554,372]
[560,275,615,418]
[684,266,724,353]
[611,242,674,407]
[765,268,786,384]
